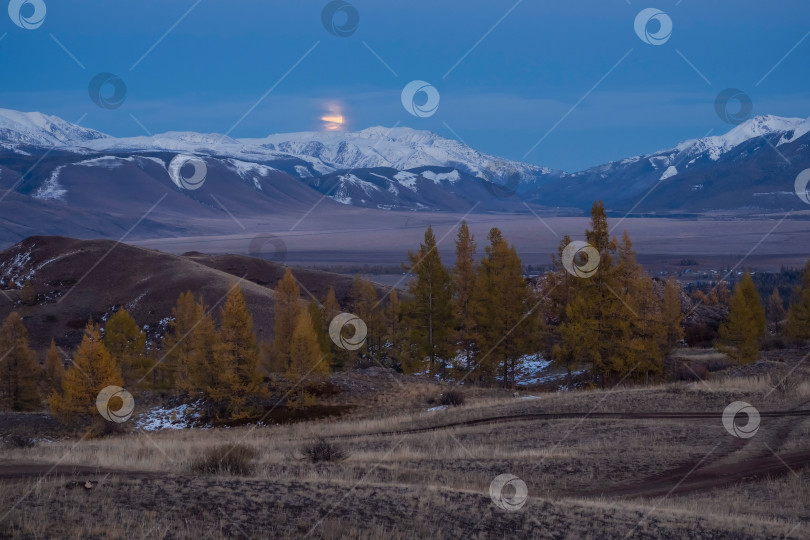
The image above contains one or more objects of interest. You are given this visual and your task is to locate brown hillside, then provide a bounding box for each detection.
[0,236,372,353]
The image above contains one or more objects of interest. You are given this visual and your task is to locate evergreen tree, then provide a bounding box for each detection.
[180,309,232,417]
[551,203,664,383]
[43,339,64,396]
[287,309,329,381]
[351,277,383,365]
[272,269,303,373]
[384,288,407,370]
[307,300,332,367]
[0,312,41,411]
[452,221,478,373]
[786,261,810,339]
[767,287,786,334]
[217,285,264,414]
[401,226,455,376]
[555,202,631,383]
[470,228,537,386]
[718,272,765,364]
[322,286,345,369]
[49,322,123,422]
[662,276,684,349]
[160,292,205,389]
[103,308,147,388]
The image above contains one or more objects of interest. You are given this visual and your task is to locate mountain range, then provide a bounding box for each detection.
[0,108,808,246]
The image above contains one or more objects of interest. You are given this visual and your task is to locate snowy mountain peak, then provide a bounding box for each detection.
[675,114,808,161]
[242,126,553,180]
[0,108,109,147]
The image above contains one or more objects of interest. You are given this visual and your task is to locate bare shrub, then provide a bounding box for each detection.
[439,389,465,407]
[300,438,348,463]
[191,444,257,475]
[4,433,35,448]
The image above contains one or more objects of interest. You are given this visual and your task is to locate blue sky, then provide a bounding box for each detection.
[2,0,808,171]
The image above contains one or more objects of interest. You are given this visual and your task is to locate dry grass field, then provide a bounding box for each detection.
[1,351,809,539]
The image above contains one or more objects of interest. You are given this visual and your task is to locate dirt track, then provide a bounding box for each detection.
[2,406,808,503]
[339,407,810,438]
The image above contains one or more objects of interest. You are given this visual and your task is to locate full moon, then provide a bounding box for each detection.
[321,103,345,131]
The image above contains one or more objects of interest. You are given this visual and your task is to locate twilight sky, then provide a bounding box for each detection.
[2,0,809,170]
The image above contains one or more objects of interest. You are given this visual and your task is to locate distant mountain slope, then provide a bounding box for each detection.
[526,115,810,214]
[0,236,371,352]
[0,108,808,247]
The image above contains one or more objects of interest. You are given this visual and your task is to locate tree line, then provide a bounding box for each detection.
[2,200,810,422]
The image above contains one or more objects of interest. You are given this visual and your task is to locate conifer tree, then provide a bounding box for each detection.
[43,339,64,396]
[662,276,684,349]
[287,309,329,381]
[351,277,383,365]
[180,309,232,417]
[322,286,345,369]
[768,288,786,334]
[470,228,537,386]
[307,300,331,367]
[272,269,303,373]
[718,272,765,364]
[0,312,41,411]
[217,285,264,413]
[160,292,205,388]
[103,308,147,388]
[384,288,407,370]
[49,322,123,422]
[553,202,656,383]
[401,226,455,376]
[452,221,478,373]
[786,261,810,339]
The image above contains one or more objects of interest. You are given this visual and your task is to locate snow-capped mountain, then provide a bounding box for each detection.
[0,107,808,242]
[0,108,108,149]
[244,126,555,182]
[673,115,810,162]
[526,114,810,214]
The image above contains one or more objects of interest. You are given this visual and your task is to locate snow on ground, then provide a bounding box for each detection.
[426,405,449,412]
[393,171,418,191]
[659,165,677,181]
[0,246,35,286]
[516,355,552,385]
[32,166,67,201]
[134,401,207,431]
[419,169,460,183]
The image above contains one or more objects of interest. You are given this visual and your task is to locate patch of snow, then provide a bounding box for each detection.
[134,400,207,431]
[294,165,312,178]
[659,165,678,181]
[419,169,460,183]
[426,405,449,412]
[32,166,67,201]
[393,171,418,191]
